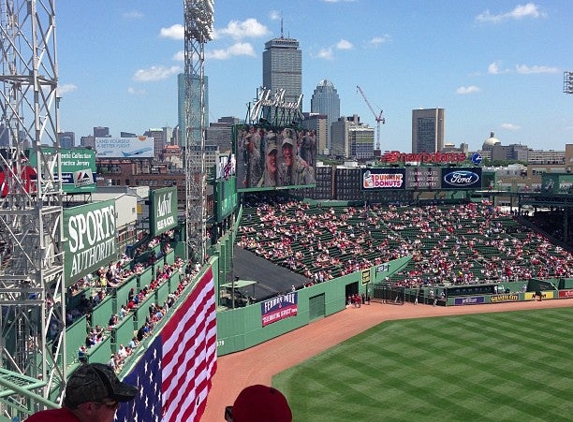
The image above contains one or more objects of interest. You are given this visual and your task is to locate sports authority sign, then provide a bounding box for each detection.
[64,199,118,285]
[149,187,178,236]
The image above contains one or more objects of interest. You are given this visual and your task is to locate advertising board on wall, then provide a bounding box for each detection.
[63,199,118,286]
[95,136,154,158]
[28,148,96,193]
[149,187,178,236]
[216,177,237,222]
[261,292,298,327]
[361,167,483,191]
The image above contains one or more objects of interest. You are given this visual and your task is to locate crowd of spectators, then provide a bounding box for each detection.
[55,231,201,373]
[237,197,573,291]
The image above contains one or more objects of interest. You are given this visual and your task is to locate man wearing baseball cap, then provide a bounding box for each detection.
[26,363,138,422]
[225,384,292,422]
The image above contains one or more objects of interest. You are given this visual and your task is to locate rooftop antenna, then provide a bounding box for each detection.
[281,17,284,38]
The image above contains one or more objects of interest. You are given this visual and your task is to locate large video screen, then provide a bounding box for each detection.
[235,124,316,192]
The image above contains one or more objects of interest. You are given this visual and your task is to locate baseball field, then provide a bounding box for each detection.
[274,307,573,421]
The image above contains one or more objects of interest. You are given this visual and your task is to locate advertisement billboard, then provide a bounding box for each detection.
[95,136,154,158]
[260,292,298,327]
[361,168,406,190]
[28,148,96,193]
[235,124,316,192]
[361,167,483,191]
[149,187,178,236]
[215,177,237,222]
[441,168,482,190]
[63,199,118,285]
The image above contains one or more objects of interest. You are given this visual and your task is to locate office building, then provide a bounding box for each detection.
[93,126,110,138]
[205,116,240,153]
[177,73,209,148]
[144,128,166,159]
[310,80,340,151]
[331,115,375,160]
[262,30,302,111]
[302,113,327,156]
[80,135,95,149]
[58,131,75,148]
[411,108,445,153]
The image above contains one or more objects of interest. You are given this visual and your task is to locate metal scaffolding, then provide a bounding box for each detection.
[183,0,213,264]
[0,0,66,417]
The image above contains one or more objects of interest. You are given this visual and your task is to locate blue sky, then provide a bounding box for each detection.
[56,1,572,152]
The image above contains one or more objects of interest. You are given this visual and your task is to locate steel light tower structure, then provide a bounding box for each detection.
[565,71,573,95]
[0,0,66,414]
[183,0,213,263]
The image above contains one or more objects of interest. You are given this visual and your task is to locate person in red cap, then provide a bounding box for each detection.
[25,362,138,422]
[226,384,292,422]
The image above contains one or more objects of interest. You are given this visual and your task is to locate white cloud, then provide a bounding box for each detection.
[159,24,184,40]
[487,61,511,74]
[215,18,270,41]
[515,64,559,74]
[172,50,184,61]
[315,48,334,60]
[123,11,144,20]
[57,83,77,96]
[370,35,391,47]
[456,86,480,95]
[488,62,500,74]
[127,87,146,95]
[205,43,256,60]
[476,2,545,23]
[500,123,521,131]
[336,39,353,50]
[269,11,281,21]
[132,65,181,82]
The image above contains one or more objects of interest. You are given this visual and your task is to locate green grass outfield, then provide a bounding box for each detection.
[274,308,573,422]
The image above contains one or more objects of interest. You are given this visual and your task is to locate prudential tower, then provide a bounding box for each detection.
[262,21,302,113]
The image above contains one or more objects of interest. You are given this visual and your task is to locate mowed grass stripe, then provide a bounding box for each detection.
[274,307,573,422]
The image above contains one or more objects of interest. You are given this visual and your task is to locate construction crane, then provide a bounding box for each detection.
[356,85,385,152]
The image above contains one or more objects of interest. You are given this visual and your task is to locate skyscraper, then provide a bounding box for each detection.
[310,80,340,152]
[412,108,445,153]
[177,73,209,148]
[93,126,110,138]
[262,26,302,112]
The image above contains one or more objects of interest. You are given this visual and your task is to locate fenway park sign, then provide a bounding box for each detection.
[381,151,467,164]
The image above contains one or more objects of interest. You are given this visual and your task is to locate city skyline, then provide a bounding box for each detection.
[55,1,572,152]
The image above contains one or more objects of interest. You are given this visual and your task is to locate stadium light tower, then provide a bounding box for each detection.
[183,0,213,264]
[0,0,66,414]
[564,71,573,95]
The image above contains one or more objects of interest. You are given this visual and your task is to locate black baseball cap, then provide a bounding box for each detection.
[63,363,138,409]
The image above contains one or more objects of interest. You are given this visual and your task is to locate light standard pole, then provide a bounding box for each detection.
[564,71,573,95]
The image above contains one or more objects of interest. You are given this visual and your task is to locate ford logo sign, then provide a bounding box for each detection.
[443,171,480,187]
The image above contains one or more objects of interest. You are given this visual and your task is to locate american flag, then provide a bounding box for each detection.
[115,268,217,422]
[223,153,235,179]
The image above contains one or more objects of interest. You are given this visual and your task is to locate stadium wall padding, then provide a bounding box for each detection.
[215,270,363,356]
